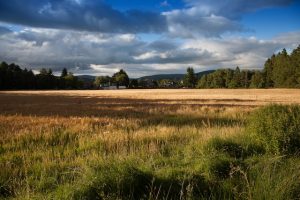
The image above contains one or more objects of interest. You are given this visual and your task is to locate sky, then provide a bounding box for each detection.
[0,0,299,77]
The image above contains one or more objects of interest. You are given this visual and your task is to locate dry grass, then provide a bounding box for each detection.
[0,89,299,199]
[0,89,299,117]
[2,88,300,102]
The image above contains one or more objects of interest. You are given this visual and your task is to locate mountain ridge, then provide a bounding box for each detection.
[137,70,215,81]
[77,70,216,81]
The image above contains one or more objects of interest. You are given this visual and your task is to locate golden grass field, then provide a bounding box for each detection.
[0,89,300,199]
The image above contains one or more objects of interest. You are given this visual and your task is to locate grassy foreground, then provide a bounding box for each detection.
[0,90,300,199]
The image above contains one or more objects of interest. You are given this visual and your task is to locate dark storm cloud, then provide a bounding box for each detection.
[0,0,283,38]
[0,29,147,71]
[0,0,167,34]
[147,40,178,51]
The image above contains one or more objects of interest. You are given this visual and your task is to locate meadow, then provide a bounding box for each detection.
[0,89,300,199]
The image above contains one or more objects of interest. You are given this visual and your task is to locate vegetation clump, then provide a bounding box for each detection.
[248,104,300,156]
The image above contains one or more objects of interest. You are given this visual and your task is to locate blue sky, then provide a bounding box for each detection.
[0,0,299,77]
[103,0,185,11]
[241,1,300,38]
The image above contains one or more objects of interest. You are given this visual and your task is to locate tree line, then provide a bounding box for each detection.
[0,64,82,89]
[0,62,131,90]
[95,73,182,89]
[191,45,300,88]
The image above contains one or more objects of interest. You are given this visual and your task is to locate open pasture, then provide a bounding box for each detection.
[0,89,300,199]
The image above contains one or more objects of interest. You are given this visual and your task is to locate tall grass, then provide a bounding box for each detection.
[0,92,300,199]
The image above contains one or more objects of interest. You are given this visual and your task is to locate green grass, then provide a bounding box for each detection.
[248,104,300,155]
[1,104,300,199]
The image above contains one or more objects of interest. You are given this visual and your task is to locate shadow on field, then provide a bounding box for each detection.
[0,93,254,120]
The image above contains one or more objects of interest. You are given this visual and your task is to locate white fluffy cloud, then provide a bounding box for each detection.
[163,7,243,38]
[1,27,298,77]
[184,0,294,18]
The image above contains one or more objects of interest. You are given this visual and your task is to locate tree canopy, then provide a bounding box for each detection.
[196,45,300,89]
[0,64,83,90]
[183,67,197,88]
[112,69,130,88]
[94,76,111,88]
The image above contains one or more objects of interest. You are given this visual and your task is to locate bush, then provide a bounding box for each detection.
[248,104,300,156]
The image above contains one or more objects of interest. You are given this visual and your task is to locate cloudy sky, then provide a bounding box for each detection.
[0,0,299,77]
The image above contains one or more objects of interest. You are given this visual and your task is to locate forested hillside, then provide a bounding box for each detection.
[197,46,300,88]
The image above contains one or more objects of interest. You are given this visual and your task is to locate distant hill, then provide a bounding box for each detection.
[195,70,215,78]
[138,74,184,81]
[138,70,215,81]
[77,75,96,82]
[76,70,215,83]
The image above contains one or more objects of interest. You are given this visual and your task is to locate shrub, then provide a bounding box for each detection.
[247,104,300,156]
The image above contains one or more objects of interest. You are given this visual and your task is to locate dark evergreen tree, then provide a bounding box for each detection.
[183,67,197,88]
[61,68,68,78]
[264,56,275,88]
[291,45,300,87]
[228,67,241,88]
[197,75,208,88]
[250,71,265,88]
[225,69,234,88]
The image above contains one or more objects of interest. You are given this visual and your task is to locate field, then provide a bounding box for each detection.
[1,89,300,199]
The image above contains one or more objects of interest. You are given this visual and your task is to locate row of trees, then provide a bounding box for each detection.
[184,46,300,89]
[95,75,182,89]
[196,67,260,88]
[0,62,82,89]
[94,69,130,88]
[0,62,131,90]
